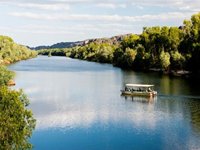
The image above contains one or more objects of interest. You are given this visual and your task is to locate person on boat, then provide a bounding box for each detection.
[125,87,128,91]
[148,88,152,92]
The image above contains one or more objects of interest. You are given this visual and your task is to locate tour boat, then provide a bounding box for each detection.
[121,84,157,97]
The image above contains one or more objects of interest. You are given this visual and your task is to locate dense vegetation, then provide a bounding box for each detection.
[0,35,37,64]
[0,85,36,149]
[38,13,200,75]
[0,65,15,86]
[0,35,37,149]
[0,67,36,149]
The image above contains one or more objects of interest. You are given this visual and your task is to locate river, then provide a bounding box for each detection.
[9,56,200,150]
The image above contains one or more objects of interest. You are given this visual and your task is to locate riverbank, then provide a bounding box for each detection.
[148,68,191,77]
[0,65,36,149]
[39,54,196,78]
[0,35,37,149]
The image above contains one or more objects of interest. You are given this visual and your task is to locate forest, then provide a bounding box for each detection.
[39,12,200,76]
[0,35,37,65]
[0,36,37,149]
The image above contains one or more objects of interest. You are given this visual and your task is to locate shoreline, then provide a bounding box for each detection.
[148,68,191,77]
[39,54,198,78]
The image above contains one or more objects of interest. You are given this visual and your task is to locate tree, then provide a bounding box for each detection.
[121,34,139,49]
[133,44,150,70]
[170,51,185,70]
[189,43,200,72]
[113,48,125,67]
[0,35,36,149]
[48,51,52,57]
[191,13,200,41]
[0,35,37,64]
[124,48,137,68]
[0,65,15,86]
[160,51,170,70]
[95,43,114,63]
[0,86,36,149]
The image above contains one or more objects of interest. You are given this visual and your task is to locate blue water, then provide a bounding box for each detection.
[9,56,200,150]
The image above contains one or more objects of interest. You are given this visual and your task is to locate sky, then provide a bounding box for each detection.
[0,0,199,47]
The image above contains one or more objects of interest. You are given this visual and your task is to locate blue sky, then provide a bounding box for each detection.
[0,0,199,46]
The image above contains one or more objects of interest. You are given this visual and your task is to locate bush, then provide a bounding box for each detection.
[0,65,15,86]
[0,86,36,149]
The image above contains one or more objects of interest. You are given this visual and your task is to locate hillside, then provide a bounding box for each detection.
[32,34,130,50]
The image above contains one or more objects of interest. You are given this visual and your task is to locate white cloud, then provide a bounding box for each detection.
[50,0,91,3]
[0,23,134,36]
[0,0,200,7]
[9,11,194,23]
[51,0,200,11]
[96,3,127,9]
[17,3,70,11]
[1,0,200,46]
[130,0,200,11]
[1,0,200,12]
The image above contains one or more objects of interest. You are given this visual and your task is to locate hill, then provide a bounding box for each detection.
[31,34,130,50]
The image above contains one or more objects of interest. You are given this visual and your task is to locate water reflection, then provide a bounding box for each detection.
[122,95,156,104]
[187,99,200,134]
[9,56,200,149]
[13,70,160,130]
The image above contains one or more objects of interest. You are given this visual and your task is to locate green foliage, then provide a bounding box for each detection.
[133,44,150,70]
[39,42,116,63]
[0,35,37,64]
[170,51,185,70]
[121,34,139,49]
[94,43,114,63]
[124,48,137,67]
[38,48,66,56]
[113,47,137,68]
[38,12,200,74]
[113,48,124,67]
[48,51,52,57]
[0,35,37,149]
[0,65,15,86]
[0,86,36,149]
[160,51,170,70]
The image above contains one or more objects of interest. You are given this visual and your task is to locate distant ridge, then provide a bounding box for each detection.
[31,34,130,50]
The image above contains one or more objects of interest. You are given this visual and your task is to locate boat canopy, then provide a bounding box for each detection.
[125,84,154,88]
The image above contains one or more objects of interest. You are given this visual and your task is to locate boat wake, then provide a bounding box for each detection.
[158,94,200,100]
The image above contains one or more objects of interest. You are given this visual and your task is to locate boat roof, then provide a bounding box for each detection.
[125,84,154,88]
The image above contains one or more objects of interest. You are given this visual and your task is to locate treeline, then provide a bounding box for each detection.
[39,48,67,56]
[38,12,200,75]
[0,35,36,149]
[0,35,37,64]
[39,42,117,63]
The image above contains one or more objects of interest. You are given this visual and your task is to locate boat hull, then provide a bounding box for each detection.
[121,90,157,97]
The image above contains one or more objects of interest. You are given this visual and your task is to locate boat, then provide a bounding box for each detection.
[121,84,157,97]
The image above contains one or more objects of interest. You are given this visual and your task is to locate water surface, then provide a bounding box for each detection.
[9,56,200,150]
